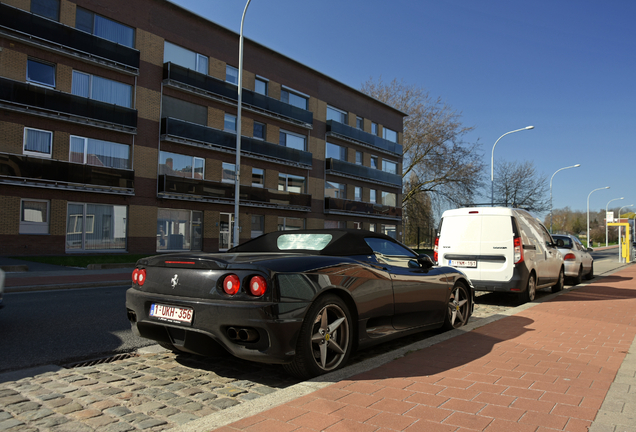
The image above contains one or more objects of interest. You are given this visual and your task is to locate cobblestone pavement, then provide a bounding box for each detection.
[0,287,560,432]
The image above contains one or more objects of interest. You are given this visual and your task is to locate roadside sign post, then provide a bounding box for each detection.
[607,222,631,263]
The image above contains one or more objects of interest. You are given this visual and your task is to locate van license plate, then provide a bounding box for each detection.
[449,260,477,268]
[150,303,193,324]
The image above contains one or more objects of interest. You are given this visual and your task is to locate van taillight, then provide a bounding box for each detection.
[434,237,439,263]
[514,236,523,264]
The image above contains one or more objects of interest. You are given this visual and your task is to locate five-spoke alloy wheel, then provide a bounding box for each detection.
[443,282,470,330]
[285,294,352,379]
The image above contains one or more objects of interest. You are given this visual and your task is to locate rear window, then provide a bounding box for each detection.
[277,234,332,250]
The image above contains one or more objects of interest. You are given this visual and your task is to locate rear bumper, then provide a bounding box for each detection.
[125,287,307,364]
[470,265,530,293]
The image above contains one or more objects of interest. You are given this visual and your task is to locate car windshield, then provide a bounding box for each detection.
[277,234,333,250]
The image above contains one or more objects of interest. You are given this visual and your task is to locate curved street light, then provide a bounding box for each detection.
[233,0,252,248]
[490,126,534,206]
[605,197,624,247]
[549,163,580,233]
[587,186,610,248]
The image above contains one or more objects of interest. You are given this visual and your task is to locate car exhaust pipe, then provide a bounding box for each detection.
[226,327,239,340]
[237,328,259,342]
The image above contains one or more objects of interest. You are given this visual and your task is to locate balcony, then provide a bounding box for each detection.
[326,120,403,156]
[0,3,140,74]
[0,77,137,133]
[325,197,401,220]
[325,158,402,188]
[0,152,134,195]
[158,175,312,211]
[163,62,313,127]
[161,117,312,168]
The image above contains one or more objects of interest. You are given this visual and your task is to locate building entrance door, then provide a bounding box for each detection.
[219,213,234,251]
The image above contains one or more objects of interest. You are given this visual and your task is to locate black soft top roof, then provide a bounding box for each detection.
[228,229,404,256]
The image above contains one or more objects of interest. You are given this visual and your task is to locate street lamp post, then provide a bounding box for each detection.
[233,0,252,248]
[549,164,580,233]
[587,186,610,248]
[491,126,534,206]
[605,197,624,247]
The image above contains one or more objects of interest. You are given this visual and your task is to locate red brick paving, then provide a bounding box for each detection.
[218,265,636,431]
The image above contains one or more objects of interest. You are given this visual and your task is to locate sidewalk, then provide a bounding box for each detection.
[0,257,132,292]
[185,264,636,432]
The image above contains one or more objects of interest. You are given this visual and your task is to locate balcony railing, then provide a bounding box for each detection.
[163,62,313,127]
[158,175,312,211]
[0,77,137,132]
[325,197,402,219]
[326,120,403,156]
[0,152,134,194]
[326,158,402,187]
[161,117,312,168]
[0,3,140,73]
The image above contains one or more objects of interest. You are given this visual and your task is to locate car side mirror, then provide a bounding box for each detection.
[408,254,434,270]
[587,247,594,252]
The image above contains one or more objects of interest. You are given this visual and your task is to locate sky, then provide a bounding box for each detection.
[169,0,635,217]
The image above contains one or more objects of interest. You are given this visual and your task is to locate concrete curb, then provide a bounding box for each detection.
[174,263,633,432]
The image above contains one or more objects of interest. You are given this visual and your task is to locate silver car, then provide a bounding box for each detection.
[552,234,594,284]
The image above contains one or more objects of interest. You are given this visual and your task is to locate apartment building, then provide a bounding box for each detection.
[0,0,405,256]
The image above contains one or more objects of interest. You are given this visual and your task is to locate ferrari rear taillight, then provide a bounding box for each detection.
[132,268,146,285]
[138,269,147,286]
[513,236,524,264]
[563,253,576,261]
[132,268,139,284]
[249,276,267,296]
[433,237,439,263]
[223,274,240,295]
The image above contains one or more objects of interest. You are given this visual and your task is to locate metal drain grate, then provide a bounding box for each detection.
[63,352,138,368]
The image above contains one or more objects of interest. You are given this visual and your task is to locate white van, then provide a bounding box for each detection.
[435,207,564,303]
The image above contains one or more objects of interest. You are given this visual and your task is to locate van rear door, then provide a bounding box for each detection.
[478,215,514,283]
[438,214,482,280]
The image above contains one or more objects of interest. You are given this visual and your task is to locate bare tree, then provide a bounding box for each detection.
[402,174,435,248]
[360,78,485,209]
[493,160,549,212]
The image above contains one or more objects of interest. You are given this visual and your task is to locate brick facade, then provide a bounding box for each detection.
[0,0,404,256]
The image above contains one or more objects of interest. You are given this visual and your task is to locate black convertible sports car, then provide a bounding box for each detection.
[126,229,474,378]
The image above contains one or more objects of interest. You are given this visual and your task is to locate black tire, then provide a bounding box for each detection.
[585,262,594,280]
[283,294,352,379]
[520,273,536,303]
[551,267,565,293]
[443,281,470,330]
[571,266,583,286]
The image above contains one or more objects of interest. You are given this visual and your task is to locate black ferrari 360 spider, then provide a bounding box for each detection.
[126,229,474,378]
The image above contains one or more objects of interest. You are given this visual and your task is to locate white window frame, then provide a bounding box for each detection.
[370,189,377,203]
[71,70,132,108]
[354,186,362,202]
[23,127,53,158]
[383,127,397,143]
[281,86,309,110]
[280,129,306,151]
[356,116,363,130]
[226,65,238,85]
[253,121,266,140]
[326,142,346,161]
[382,160,398,175]
[370,156,378,170]
[19,199,50,234]
[254,76,268,95]
[224,113,237,133]
[70,135,131,169]
[159,151,204,179]
[27,58,56,88]
[279,173,306,194]
[163,41,208,74]
[355,151,363,165]
[222,162,236,184]
[252,168,264,188]
[327,105,347,124]
[371,122,378,136]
